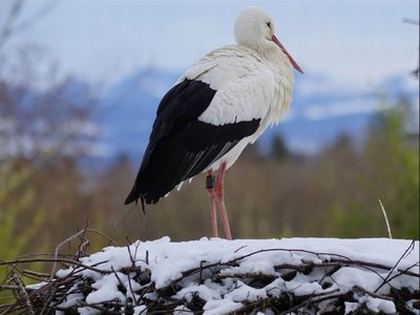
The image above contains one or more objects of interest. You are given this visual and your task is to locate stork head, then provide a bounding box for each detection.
[234,7,303,74]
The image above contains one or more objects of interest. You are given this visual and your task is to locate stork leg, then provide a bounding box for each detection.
[206,170,218,238]
[215,161,232,240]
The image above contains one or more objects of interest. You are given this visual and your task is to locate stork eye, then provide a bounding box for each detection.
[266,22,271,28]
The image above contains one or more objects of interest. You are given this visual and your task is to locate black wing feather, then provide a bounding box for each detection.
[125,79,260,205]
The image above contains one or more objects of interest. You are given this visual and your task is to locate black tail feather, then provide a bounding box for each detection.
[124,119,260,206]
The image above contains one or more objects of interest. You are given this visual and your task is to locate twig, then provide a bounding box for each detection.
[111,266,126,295]
[50,229,88,280]
[329,258,418,277]
[0,284,21,290]
[125,245,138,305]
[11,274,35,315]
[49,228,119,279]
[22,269,50,279]
[0,258,109,275]
[234,245,248,253]
[378,199,393,239]
[85,228,120,246]
[374,240,416,293]
[353,285,394,301]
[384,262,419,285]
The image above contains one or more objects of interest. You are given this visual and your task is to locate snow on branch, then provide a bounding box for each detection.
[0,237,419,314]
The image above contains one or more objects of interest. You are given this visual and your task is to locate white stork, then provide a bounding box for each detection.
[125,7,303,240]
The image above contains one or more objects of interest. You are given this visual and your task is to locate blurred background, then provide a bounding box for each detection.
[0,0,418,265]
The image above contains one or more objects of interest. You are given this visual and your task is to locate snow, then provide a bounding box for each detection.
[133,305,146,315]
[85,273,126,304]
[54,237,419,314]
[356,295,396,314]
[203,298,243,315]
[57,283,84,308]
[224,280,268,301]
[332,267,381,292]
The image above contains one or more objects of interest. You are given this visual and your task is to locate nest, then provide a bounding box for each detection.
[0,232,419,314]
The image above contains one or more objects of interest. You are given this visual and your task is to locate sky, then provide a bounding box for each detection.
[1,0,419,88]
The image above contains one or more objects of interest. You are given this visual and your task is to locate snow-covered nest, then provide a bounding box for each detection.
[3,238,420,314]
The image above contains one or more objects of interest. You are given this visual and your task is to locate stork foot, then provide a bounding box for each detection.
[206,163,233,240]
[214,162,232,240]
[206,171,218,238]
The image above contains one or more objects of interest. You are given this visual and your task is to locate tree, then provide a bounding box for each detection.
[270,134,289,160]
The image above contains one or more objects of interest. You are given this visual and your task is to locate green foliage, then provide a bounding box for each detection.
[0,163,47,282]
[366,99,419,238]
[325,97,419,239]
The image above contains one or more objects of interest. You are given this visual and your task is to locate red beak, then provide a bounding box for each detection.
[272,35,303,74]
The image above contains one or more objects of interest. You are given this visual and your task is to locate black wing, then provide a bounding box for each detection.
[125,79,260,205]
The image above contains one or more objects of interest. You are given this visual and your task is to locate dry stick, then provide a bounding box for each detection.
[16,252,75,259]
[0,284,21,290]
[111,266,126,294]
[2,260,52,304]
[234,245,248,253]
[11,274,35,315]
[385,262,420,284]
[380,261,420,305]
[78,239,90,257]
[199,261,205,283]
[126,244,136,267]
[1,263,41,284]
[0,258,108,275]
[22,269,51,279]
[315,259,389,283]
[353,285,394,301]
[216,272,276,282]
[124,245,138,305]
[50,229,88,280]
[49,228,119,280]
[137,283,155,309]
[260,286,340,314]
[47,275,87,310]
[278,292,349,315]
[328,258,419,277]
[374,240,416,293]
[239,288,340,314]
[133,241,141,263]
[85,228,120,245]
[1,264,28,313]
[76,222,89,259]
[0,304,16,314]
[3,271,82,314]
[378,199,393,239]
[40,284,56,315]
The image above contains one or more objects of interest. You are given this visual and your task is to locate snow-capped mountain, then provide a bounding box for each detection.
[95,68,419,159]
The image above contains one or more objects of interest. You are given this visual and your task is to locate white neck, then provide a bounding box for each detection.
[260,47,294,124]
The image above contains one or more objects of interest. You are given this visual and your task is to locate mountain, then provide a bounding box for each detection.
[96,68,179,159]
[94,68,419,161]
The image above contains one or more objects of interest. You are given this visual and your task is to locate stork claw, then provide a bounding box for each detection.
[206,162,232,240]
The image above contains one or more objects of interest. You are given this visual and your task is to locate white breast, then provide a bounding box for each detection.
[177,44,294,171]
